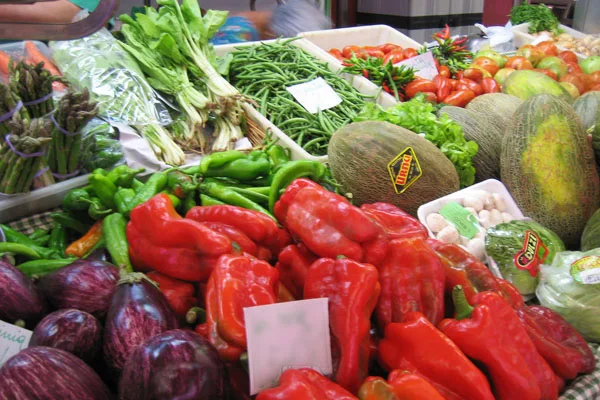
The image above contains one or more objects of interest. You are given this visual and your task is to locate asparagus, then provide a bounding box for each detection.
[9,61,57,118]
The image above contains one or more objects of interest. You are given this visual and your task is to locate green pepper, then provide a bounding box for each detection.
[1,224,59,259]
[0,242,41,259]
[50,212,91,235]
[131,178,144,191]
[103,213,133,273]
[106,165,146,188]
[229,187,269,205]
[83,197,113,220]
[200,194,225,206]
[17,258,77,278]
[200,182,274,218]
[167,170,197,198]
[128,172,168,211]
[89,173,117,209]
[28,229,49,241]
[62,188,92,212]
[268,145,291,170]
[183,192,197,214]
[114,188,136,216]
[243,186,271,196]
[32,236,50,247]
[197,150,247,173]
[202,155,271,181]
[268,160,327,213]
[201,177,252,188]
[160,191,181,209]
[49,223,67,257]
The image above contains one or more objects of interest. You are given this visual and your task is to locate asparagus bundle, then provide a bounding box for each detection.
[9,61,60,118]
[47,88,98,178]
[0,82,31,136]
[0,117,52,194]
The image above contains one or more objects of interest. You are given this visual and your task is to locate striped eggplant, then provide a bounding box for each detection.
[37,259,119,318]
[119,329,227,400]
[0,346,112,400]
[0,261,46,327]
[103,273,178,376]
[29,309,102,364]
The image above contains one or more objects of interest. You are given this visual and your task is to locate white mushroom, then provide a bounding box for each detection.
[464,207,478,218]
[502,212,514,223]
[463,196,484,212]
[478,209,492,229]
[437,225,460,244]
[426,213,448,233]
[491,193,506,212]
[490,209,504,227]
[466,238,486,260]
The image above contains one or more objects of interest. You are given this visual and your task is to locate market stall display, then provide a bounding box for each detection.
[2,3,600,399]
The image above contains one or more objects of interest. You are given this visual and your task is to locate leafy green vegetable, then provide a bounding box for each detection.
[510,2,562,35]
[353,95,478,187]
[536,248,600,342]
[485,219,565,295]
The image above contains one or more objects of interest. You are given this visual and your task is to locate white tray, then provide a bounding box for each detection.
[214,38,397,163]
[511,22,589,60]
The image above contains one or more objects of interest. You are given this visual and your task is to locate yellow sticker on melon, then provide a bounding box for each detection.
[387,147,422,194]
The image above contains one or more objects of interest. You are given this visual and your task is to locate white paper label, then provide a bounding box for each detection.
[0,320,32,367]
[394,52,438,80]
[244,298,332,395]
[286,77,342,114]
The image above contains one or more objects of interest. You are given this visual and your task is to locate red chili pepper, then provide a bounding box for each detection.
[256,368,358,400]
[359,203,428,241]
[362,69,369,78]
[481,77,501,93]
[274,243,318,299]
[146,271,197,320]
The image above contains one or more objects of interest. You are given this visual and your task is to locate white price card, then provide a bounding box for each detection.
[286,77,342,114]
[244,298,332,395]
[395,51,439,81]
[0,320,32,367]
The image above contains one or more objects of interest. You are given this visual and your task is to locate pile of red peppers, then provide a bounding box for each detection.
[125,179,596,400]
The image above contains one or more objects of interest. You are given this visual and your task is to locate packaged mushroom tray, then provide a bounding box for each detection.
[417,179,525,274]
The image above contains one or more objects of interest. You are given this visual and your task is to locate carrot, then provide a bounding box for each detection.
[24,41,62,76]
[0,50,13,77]
[65,220,104,258]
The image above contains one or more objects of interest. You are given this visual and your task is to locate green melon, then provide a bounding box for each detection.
[501,94,600,248]
[502,70,573,103]
[466,93,524,135]
[438,106,501,182]
[572,91,600,166]
[581,208,600,251]
[328,121,460,216]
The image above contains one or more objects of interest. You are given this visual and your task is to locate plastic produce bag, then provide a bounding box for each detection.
[470,22,515,53]
[49,28,172,126]
[81,118,124,172]
[536,249,600,342]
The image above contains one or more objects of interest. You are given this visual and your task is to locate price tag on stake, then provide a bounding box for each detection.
[286,77,342,114]
[394,52,439,81]
[0,320,32,367]
[244,298,332,395]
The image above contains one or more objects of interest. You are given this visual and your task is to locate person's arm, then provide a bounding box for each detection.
[0,0,81,23]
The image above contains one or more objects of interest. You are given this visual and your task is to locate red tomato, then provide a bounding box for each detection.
[437,78,452,101]
[576,73,594,91]
[534,68,558,80]
[383,49,405,65]
[567,62,583,74]
[443,90,476,107]
[590,71,600,84]
[403,48,418,59]
[558,50,578,65]
[560,73,587,95]
[433,75,446,89]
[421,92,438,103]
[481,77,500,94]
[448,79,459,90]
[536,41,559,56]
[328,49,344,62]
[505,56,534,70]
[378,43,402,54]
[438,65,451,78]
[454,70,465,80]
[458,78,483,96]
[342,45,361,59]
[463,68,485,83]
[405,79,437,99]
[519,44,535,50]
[365,49,385,58]
[355,49,370,59]
[589,83,600,92]
[471,57,500,76]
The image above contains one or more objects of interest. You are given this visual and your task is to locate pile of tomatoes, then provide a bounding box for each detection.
[328,44,419,66]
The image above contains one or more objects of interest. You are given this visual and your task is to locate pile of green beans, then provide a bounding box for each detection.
[228,39,374,156]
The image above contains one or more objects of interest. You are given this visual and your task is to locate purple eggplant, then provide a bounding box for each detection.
[0,346,112,400]
[119,329,227,400]
[37,259,119,318]
[29,309,102,364]
[103,273,178,376]
[0,260,46,327]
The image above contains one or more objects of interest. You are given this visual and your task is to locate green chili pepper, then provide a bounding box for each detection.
[17,258,77,278]
[201,177,252,188]
[83,197,113,220]
[89,173,117,209]
[243,186,271,196]
[268,160,327,213]
[114,188,136,216]
[129,172,168,211]
[183,193,197,214]
[62,188,92,212]
[1,224,59,259]
[200,182,274,218]
[202,156,271,181]
[28,229,49,241]
[49,223,67,257]
[32,236,50,247]
[200,194,225,206]
[230,187,269,205]
[166,170,197,198]
[50,212,91,235]
[131,178,144,191]
[0,242,41,259]
[198,150,248,173]
[103,213,133,273]
[106,165,145,187]
[160,191,181,209]
[268,145,291,170]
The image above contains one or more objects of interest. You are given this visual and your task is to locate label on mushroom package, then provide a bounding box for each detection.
[394,51,438,80]
[0,320,32,367]
[570,256,600,284]
[440,201,481,239]
[244,298,332,395]
[286,77,342,114]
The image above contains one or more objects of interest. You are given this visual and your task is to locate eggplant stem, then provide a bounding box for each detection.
[118,272,158,289]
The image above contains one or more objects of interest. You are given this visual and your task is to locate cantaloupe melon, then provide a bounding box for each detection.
[328,121,460,216]
[438,106,501,182]
[466,93,523,136]
[572,91,600,167]
[500,94,600,248]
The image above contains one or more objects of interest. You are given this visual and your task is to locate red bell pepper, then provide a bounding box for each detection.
[515,305,596,380]
[186,204,291,257]
[359,203,428,241]
[275,243,318,299]
[256,368,357,400]
[439,288,561,400]
[378,311,494,400]
[275,179,388,265]
[146,271,197,320]
[357,372,445,400]
[376,238,445,329]
[200,221,259,257]
[196,253,279,361]
[304,257,380,394]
